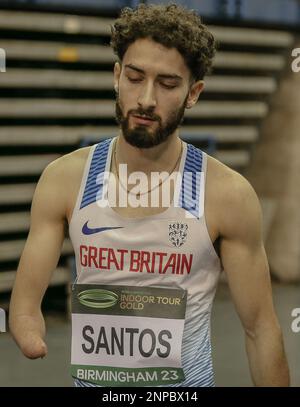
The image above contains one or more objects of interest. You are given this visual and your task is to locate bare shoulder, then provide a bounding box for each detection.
[37,146,92,222]
[206,154,263,241]
[45,146,91,177]
[206,154,259,205]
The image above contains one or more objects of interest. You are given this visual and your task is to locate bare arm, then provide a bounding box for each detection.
[9,158,68,359]
[219,171,290,386]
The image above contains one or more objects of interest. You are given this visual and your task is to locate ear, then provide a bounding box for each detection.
[186,80,205,109]
[114,62,121,93]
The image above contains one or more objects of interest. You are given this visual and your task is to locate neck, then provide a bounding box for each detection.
[115,130,182,175]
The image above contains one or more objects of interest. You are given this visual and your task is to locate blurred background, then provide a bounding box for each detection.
[0,0,299,386]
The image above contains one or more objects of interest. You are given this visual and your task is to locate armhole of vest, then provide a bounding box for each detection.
[69,143,97,225]
[200,152,222,264]
[198,150,207,220]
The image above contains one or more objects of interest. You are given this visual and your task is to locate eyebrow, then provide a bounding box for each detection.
[124,64,183,81]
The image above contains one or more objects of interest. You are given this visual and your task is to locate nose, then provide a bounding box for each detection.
[137,81,157,111]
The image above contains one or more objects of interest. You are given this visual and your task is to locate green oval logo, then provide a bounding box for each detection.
[77,289,118,309]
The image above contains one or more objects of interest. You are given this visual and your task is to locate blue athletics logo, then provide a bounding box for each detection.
[82,221,123,235]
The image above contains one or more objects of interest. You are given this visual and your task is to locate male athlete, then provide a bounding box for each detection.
[9,4,290,386]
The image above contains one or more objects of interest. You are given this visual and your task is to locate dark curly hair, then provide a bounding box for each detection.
[110,3,216,82]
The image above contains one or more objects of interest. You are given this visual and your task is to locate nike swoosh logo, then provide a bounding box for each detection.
[82,222,124,235]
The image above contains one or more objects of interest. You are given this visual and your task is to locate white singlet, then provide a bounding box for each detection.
[69,136,222,387]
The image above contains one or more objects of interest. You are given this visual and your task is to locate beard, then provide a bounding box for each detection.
[115,93,188,148]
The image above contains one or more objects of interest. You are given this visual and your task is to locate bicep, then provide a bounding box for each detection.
[12,161,67,309]
[220,176,277,334]
[221,237,275,334]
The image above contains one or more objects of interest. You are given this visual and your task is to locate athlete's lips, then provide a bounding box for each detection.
[132,115,156,125]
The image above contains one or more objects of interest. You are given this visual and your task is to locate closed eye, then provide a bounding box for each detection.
[127,77,142,83]
[161,83,177,89]
[127,76,177,89]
